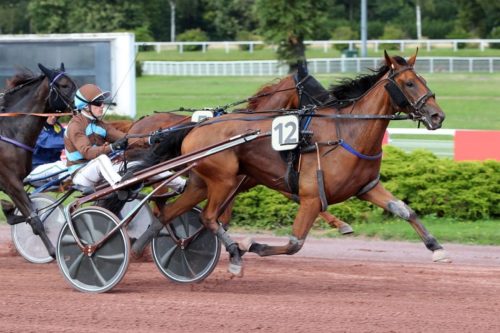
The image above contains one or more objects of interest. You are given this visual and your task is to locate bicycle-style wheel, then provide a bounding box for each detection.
[11,193,65,264]
[152,207,221,283]
[56,206,130,293]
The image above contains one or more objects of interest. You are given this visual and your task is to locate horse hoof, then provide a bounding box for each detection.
[238,237,254,252]
[338,224,354,235]
[228,263,244,277]
[432,249,452,263]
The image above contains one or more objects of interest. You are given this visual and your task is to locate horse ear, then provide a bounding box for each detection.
[60,63,65,72]
[407,47,419,67]
[384,50,396,70]
[38,63,53,78]
[297,60,308,79]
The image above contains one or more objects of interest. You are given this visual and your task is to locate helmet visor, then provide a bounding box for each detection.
[90,91,111,107]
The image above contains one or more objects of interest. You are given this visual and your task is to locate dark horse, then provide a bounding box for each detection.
[0,64,76,257]
[133,50,449,276]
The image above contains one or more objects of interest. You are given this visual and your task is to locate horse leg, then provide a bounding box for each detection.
[278,190,354,235]
[242,197,321,257]
[131,175,208,258]
[2,184,55,258]
[198,178,247,277]
[358,183,451,263]
[318,211,354,235]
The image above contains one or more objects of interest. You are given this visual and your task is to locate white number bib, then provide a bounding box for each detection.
[271,115,299,151]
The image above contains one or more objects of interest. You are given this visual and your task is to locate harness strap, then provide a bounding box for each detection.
[0,135,34,152]
[0,112,72,117]
[356,175,380,196]
[339,140,382,160]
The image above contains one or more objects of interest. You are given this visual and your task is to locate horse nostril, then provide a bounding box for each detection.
[429,110,444,124]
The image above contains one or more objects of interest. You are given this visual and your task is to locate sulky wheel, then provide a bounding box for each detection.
[118,198,154,240]
[152,207,221,284]
[56,206,130,293]
[11,193,65,264]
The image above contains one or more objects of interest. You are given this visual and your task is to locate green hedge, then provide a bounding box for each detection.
[230,146,499,229]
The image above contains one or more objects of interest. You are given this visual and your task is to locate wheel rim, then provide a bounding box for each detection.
[56,207,130,293]
[11,194,65,264]
[152,208,220,283]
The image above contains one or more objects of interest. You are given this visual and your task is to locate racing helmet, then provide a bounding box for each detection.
[74,84,111,111]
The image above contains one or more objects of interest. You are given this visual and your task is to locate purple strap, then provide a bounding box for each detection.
[0,135,34,152]
[339,140,382,160]
[50,72,65,86]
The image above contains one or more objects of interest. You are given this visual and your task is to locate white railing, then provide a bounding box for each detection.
[142,57,500,75]
[136,39,500,53]
[386,128,455,158]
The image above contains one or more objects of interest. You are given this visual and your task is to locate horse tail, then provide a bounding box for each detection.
[130,124,195,171]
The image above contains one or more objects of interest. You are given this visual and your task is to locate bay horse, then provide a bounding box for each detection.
[134,50,449,276]
[123,75,353,234]
[0,64,76,258]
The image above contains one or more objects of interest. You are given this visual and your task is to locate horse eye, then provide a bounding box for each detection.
[405,81,414,88]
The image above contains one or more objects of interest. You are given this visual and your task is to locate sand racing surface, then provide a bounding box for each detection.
[0,225,499,332]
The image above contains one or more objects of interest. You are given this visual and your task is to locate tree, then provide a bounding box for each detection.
[28,0,146,34]
[27,0,70,33]
[255,0,331,72]
[202,0,258,40]
[0,0,31,34]
[456,0,500,38]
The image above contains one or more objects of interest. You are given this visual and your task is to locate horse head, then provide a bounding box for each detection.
[38,63,76,112]
[383,49,445,130]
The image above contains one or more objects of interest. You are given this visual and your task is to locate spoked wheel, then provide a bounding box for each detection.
[11,193,65,264]
[152,207,221,284]
[56,206,130,293]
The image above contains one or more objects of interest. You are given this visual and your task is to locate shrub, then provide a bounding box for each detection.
[134,25,155,52]
[488,27,500,49]
[135,60,142,77]
[230,146,499,229]
[446,27,472,49]
[380,25,407,50]
[331,26,359,51]
[177,29,209,52]
[236,31,265,51]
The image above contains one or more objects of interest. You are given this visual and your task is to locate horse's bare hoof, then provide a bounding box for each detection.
[228,263,244,277]
[338,224,354,235]
[432,249,452,263]
[238,237,254,252]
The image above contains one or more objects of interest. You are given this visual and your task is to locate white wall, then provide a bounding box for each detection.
[0,32,136,117]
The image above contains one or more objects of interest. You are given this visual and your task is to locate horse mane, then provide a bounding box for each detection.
[247,77,287,109]
[5,68,38,89]
[329,56,408,101]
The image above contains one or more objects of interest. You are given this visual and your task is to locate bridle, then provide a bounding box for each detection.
[0,70,75,152]
[46,71,76,113]
[384,66,435,122]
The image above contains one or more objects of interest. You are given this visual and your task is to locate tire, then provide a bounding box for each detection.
[11,193,65,264]
[152,207,221,284]
[56,206,130,293]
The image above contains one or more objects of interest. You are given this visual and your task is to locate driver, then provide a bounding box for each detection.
[65,83,186,194]
[64,84,137,191]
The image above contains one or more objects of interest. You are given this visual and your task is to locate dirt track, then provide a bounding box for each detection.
[0,225,499,333]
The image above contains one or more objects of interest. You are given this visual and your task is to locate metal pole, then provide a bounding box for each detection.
[416,2,422,40]
[360,0,368,57]
[170,1,176,42]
